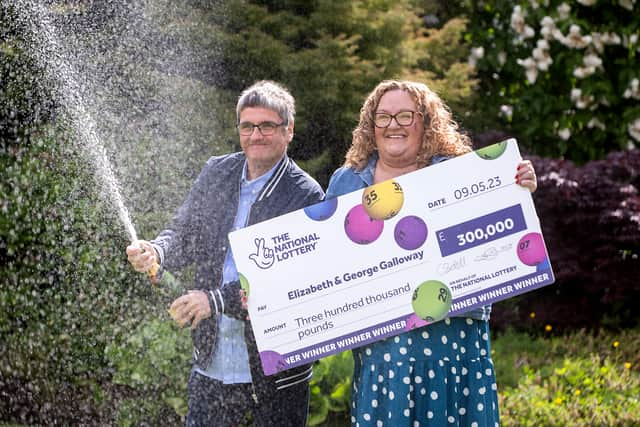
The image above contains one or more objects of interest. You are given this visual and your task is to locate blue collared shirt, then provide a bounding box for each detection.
[195,160,279,383]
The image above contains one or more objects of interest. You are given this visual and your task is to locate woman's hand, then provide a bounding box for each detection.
[516,160,537,193]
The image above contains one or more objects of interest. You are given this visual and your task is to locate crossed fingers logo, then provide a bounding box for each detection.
[249,238,275,269]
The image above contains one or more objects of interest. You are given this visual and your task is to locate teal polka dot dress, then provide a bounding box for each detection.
[351,318,499,427]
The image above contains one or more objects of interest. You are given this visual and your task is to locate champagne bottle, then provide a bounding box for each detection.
[139,244,184,311]
[157,270,184,300]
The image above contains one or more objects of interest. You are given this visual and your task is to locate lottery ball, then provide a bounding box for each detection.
[405,313,428,331]
[411,280,452,322]
[517,232,547,266]
[536,257,551,272]
[260,350,288,375]
[476,141,508,160]
[239,272,250,298]
[362,180,404,220]
[394,215,428,250]
[304,198,338,221]
[344,204,384,244]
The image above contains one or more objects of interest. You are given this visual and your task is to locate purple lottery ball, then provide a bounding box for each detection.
[536,257,551,272]
[260,350,288,375]
[517,232,547,266]
[304,198,338,221]
[394,215,428,250]
[344,204,384,244]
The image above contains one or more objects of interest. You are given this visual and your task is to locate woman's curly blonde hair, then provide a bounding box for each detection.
[344,80,472,170]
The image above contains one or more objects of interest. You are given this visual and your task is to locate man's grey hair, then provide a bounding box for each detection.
[236,80,295,125]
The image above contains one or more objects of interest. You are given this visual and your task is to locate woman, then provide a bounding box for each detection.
[326,80,537,426]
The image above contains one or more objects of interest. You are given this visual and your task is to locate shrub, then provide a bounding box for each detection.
[465,1,640,161]
[491,149,640,333]
[501,355,640,426]
[495,328,640,427]
[308,351,353,426]
[104,317,191,426]
[0,11,167,424]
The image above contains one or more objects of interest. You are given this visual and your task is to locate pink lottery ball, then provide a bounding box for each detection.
[405,313,429,331]
[517,232,546,266]
[344,204,384,244]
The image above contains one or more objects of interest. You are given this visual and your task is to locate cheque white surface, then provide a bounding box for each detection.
[229,139,554,375]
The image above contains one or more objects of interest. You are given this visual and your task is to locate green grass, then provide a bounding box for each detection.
[493,328,640,427]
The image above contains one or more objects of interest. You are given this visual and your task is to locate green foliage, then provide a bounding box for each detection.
[465,1,640,161]
[219,0,477,184]
[501,356,640,426]
[495,328,640,426]
[308,351,354,426]
[0,17,172,422]
[104,317,192,426]
[2,128,138,374]
[493,328,640,387]
[403,17,478,118]
[0,121,167,423]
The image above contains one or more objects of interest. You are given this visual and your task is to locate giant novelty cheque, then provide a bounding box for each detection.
[229,139,555,376]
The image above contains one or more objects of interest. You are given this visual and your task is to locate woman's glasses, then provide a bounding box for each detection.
[374,111,419,128]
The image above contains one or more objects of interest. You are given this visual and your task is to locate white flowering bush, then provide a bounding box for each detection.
[466,0,639,160]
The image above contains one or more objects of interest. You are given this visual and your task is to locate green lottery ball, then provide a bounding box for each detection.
[239,273,250,298]
[475,141,508,160]
[411,280,452,322]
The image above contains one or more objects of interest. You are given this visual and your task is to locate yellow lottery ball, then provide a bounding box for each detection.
[362,180,404,220]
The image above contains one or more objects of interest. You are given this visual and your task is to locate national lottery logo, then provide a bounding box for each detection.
[249,238,275,269]
[248,232,320,270]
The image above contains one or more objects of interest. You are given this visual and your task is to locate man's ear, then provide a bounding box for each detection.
[286,121,295,143]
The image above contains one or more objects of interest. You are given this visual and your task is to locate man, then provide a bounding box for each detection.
[126,80,324,426]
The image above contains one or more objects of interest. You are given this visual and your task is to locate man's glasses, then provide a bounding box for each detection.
[374,111,419,128]
[237,121,285,136]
